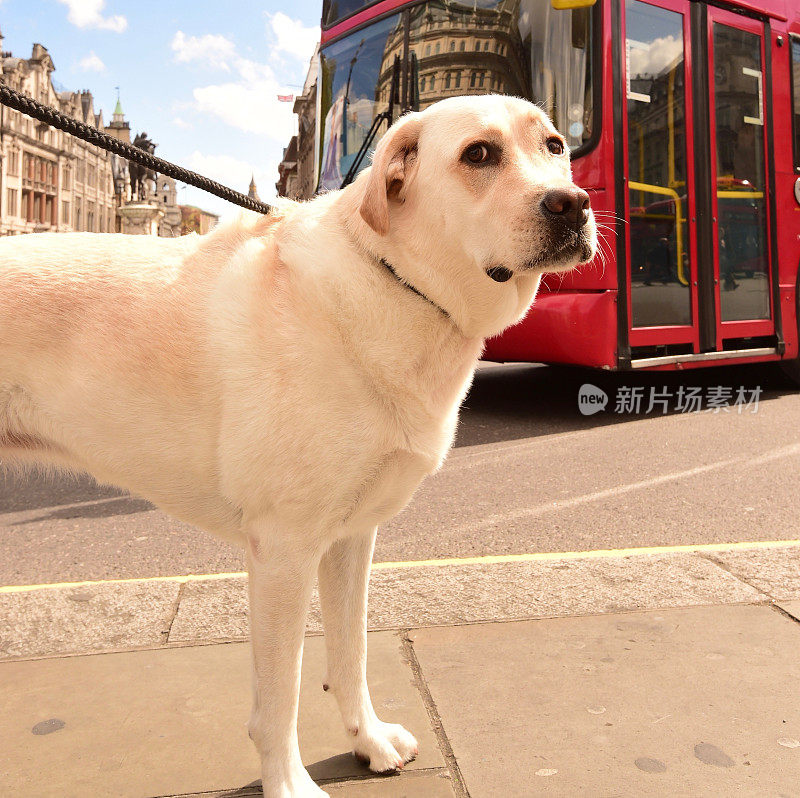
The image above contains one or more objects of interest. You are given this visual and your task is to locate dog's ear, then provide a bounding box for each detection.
[359,114,422,236]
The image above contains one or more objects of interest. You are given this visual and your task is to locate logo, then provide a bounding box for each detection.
[578,383,608,415]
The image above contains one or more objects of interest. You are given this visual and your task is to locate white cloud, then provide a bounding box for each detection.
[77,52,106,72]
[183,151,280,217]
[56,0,127,32]
[171,14,316,191]
[192,77,296,141]
[171,31,237,71]
[177,50,297,141]
[267,12,319,62]
[628,35,682,78]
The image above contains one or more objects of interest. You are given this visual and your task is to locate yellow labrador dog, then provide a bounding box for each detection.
[0,95,596,797]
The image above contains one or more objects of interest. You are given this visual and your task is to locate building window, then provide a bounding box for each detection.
[478,72,485,87]
[435,43,440,54]
[470,71,477,88]
[75,198,82,230]
[445,73,451,89]
[455,72,461,89]
[420,76,426,92]
[62,164,71,190]
[429,74,435,90]
[460,40,465,52]
[88,202,95,232]
[6,188,17,217]
[425,45,431,56]
[475,41,481,51]
[450,41,455,52]
[484,41,490,51]
[62,200,70,225]
[7,149,19,176]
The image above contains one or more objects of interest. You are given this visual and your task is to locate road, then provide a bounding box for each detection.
[1,361,799,587]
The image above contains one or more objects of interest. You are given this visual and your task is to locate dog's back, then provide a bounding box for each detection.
[0,230,249,534]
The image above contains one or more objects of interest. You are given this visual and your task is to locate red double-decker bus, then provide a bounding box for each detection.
[318,0,800,380]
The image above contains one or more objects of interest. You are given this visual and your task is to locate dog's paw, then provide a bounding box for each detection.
[260,765,329,798]
[352,720,418,773]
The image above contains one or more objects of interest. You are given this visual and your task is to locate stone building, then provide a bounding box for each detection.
[0,32,216,236]
[248,174,260,201]
[275,137,299,199]
[277,47,318,201]
[0,35,116,235]
[180,205,218,235]
[375,0,526,112]
[154,174,183,237]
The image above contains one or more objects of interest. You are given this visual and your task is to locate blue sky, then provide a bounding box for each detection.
[0,0,320,218]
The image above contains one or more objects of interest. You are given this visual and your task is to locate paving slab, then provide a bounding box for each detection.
[169,553,764,647]
[169,577,326,642]
[411,604,800,797]
[170,770,455,797]
[779,600,800,624]
[0,632,442,798]
[711,547,800,600]
[325,771,456,796]
[0,581,179,659]
[366,553,762,627]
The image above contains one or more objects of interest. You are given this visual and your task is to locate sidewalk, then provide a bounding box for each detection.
[2,543,800,797]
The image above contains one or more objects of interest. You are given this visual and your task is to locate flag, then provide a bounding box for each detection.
[277,94,294,102]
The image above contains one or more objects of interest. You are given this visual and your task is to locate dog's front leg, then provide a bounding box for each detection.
[246,529,328,798]
[318,528,418,772]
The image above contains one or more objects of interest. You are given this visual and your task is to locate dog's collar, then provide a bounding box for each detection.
[378,257,450,319]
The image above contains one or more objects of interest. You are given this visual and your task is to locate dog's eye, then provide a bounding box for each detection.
[463,143,491,165]
[547,137,565,156]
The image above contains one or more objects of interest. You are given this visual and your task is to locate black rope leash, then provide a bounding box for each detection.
[0,83,274,215]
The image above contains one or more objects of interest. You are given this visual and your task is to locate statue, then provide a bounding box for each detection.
[129,132,157,201]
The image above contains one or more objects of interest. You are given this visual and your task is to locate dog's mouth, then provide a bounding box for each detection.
[486,227,596,282]
[523,228,596,273]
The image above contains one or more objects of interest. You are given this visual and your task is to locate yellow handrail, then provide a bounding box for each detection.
[628,180,689,286]
[717,190,764,199]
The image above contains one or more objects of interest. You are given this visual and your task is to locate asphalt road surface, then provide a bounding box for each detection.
[2,361,799,587]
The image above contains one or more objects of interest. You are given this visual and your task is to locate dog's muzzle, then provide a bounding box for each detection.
[540,187,591,232]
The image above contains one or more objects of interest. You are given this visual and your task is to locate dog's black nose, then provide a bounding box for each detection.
[541,187,591,229]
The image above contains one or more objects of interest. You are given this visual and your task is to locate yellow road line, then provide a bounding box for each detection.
[2,538,798,595]
[371,538,800,569]
[0,570,248,595]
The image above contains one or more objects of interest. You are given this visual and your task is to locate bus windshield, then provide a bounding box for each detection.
[318,0,595,191]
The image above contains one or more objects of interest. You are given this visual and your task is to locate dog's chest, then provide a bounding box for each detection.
[333,446,435,531]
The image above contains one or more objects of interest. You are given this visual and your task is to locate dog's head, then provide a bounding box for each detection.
[354,94,598,337]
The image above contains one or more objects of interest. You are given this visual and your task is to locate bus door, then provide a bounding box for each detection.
[706,7,774,349]
[621,0,775,360]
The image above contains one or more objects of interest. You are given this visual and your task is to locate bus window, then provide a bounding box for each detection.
[625,0,691,328]
[323,0,379,29]
[713,23,770,321]
[318,0,595,190]
[406,0,594,151]
[318,15,401,191]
